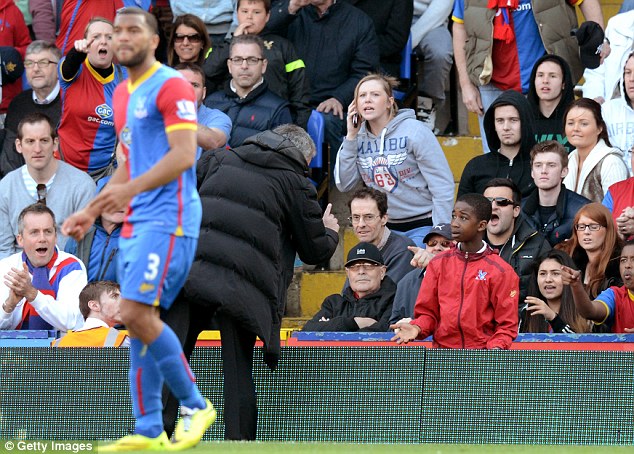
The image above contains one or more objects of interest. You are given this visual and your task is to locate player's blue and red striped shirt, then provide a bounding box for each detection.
[112,62,201,239]
[57,59,126,172]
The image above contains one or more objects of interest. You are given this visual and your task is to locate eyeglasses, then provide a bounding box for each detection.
[346,263,381,272]
[426,239,452,248]
[574,223,603,232]
[228,56,264,66]
[486,197,516,207]
[24,59,58,68]
[348,214,379,225]
[36,183,47,205]
[174,33,202,44]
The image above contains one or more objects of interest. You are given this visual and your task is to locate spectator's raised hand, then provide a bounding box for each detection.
[288,0,310,14]
[560,265,582,286]
[322,203,339,232]
[409,246,434,269]
[345,100,361,139]
[4,263,37,302]
[74,37,95,53]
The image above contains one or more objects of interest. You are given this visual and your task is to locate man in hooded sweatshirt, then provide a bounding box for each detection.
[526,54,575,153]
[458,90,537,198]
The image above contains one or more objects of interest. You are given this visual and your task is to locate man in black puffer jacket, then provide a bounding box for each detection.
[163,124,339,441]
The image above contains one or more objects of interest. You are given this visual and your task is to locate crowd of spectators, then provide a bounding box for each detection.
[2,0,634,345]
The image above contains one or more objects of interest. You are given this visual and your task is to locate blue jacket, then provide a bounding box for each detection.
[64,220,120,283]
[205,80,292,148]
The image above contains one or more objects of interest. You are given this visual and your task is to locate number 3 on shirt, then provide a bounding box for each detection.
[144,253,161,281]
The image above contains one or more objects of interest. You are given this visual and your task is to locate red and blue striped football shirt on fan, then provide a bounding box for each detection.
[113,62,201,239]
[57,59,126,172]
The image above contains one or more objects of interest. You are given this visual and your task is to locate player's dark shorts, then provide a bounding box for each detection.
[117,232,197,310]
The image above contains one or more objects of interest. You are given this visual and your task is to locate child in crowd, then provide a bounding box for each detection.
[391,194,519,349]
[561,241,634,333]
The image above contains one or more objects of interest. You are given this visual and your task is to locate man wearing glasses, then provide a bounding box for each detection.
[0,113,95,259]
[303,242,395,332]
[204,34,292,147]
[483,178,551,310]
[348,187,414,285]
[1,41,62,178]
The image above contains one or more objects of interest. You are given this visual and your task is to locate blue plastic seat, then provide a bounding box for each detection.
[307,110,325,168]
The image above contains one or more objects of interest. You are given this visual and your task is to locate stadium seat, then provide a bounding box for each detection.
[306,109,329,202]
[307,109,325,169]
[393,34,417,110]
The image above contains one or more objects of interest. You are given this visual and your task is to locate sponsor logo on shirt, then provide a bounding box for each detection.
[95,103,113,119]
[176,99,197,121]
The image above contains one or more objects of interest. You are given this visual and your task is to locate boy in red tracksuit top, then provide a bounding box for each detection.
[391,193,519,349]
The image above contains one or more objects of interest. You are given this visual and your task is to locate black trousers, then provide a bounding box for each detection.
[161,297,259,440]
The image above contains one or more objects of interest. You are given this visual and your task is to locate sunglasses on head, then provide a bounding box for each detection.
[486,197,516,207]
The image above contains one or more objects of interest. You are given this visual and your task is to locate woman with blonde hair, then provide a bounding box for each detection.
[556,202,623,300]
[167,14,211,67]
[335,73,454,247]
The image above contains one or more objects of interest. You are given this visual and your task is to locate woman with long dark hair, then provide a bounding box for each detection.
[522,249,590,333]
[167,14,211,67]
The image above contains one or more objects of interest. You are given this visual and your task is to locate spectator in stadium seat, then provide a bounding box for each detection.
[556,203,623,301]
[0,113,95,258]
[170,0,235,49]
[527,55,575,153]
[1,40,62,178]
[458,90,537,198]
[562,98,628,203]
[390,223,455,325]
[484,178,551,308]
[203,0,312,129]
[204,34,292,148]
[162,125,339,440]
[409,0,454,131]
[391,193,519,349]
[452,0,606,153]
[52,280,129,347]
[603,152,634,239]
[0,204,86,331]
[347,187,414,285]
[582,9,634,104]
[521,249,591,333]
[561,240,634,333]
[602,52,634,175]
[522,141,590,247]
[335,73,454,247]
[175,63,231,156]
[166,14,211,68]
[56,0,124,55]
[64,178,123,283]
[267,0,379,164]
[0,0,31,126]
[56,17,126,179]
[344,0,412,78]
[304,242,395,332]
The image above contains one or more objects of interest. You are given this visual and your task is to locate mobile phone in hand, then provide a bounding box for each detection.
[352,114,359,128]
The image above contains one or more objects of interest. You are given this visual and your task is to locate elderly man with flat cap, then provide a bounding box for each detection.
[303,242,396,332]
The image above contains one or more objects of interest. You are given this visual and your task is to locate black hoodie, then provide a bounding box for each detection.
[458,90,537,198]
[527,55,575,153]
